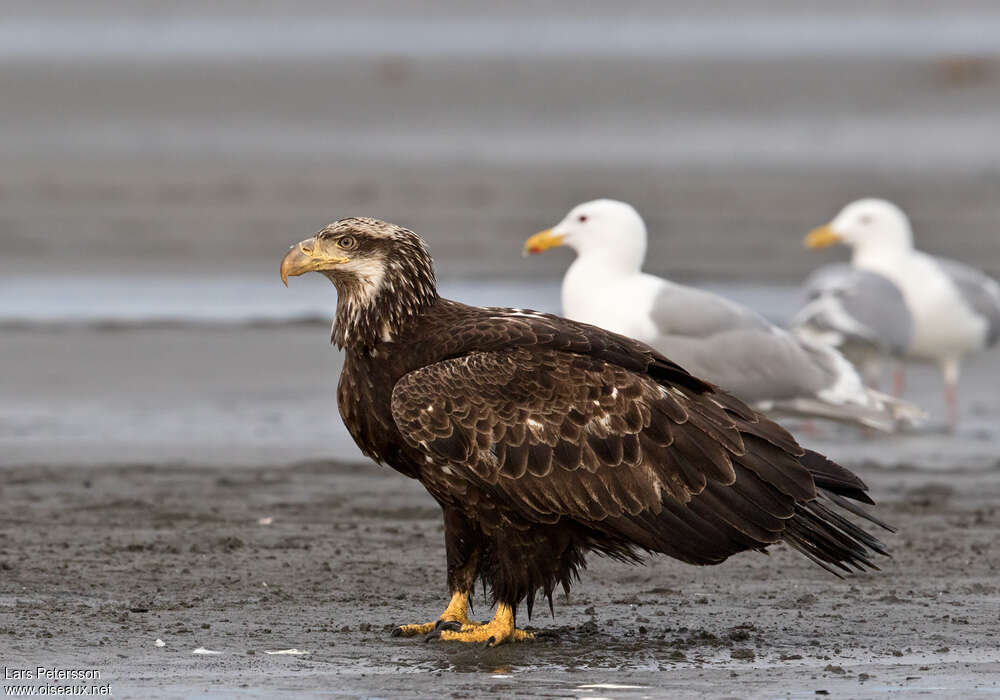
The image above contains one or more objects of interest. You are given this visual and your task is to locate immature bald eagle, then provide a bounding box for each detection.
[280,217,890,647]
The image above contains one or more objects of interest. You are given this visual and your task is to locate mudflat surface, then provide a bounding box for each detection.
[2,459,999,698]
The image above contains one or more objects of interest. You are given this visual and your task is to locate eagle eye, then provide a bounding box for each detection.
[337,235,358,250]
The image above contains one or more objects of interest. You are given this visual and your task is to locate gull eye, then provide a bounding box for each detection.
[337,235,358,250]
[577,215,588,223]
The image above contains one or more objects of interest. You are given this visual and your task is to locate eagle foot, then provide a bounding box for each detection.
[393,617,483,638]
[391,591,480,638]
[433,603,534,647]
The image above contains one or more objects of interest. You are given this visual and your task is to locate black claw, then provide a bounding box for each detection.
[435,619,462,632]
[391,627,403,637]
[424,619,461,642]
[483,635,497,649]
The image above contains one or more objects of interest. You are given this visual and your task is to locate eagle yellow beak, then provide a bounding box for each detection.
[804,224,842,249]
[522,229,566,256]
[280,237,350,286]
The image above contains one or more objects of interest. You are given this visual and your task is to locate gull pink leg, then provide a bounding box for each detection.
[940,357,961,433]
[945,382,958,434]
[892,364,906,398]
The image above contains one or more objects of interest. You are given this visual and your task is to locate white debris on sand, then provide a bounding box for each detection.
[154,639,166,648]
[264,649,310,655]
[257,516,274,525]
[192,647,223,655]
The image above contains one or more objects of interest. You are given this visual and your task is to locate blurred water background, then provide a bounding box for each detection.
[2,0,999,467]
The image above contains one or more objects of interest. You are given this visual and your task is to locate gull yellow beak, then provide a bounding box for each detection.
[280,237,350,286]
[522,229,566,256]
[804,224,842,249]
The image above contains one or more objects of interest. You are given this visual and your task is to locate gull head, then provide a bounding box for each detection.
[524,199,648,273]
[806,198,914,256]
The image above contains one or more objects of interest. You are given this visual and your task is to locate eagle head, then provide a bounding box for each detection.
[281,217,438,348]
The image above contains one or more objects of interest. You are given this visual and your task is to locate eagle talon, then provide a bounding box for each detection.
[424,619,463,642]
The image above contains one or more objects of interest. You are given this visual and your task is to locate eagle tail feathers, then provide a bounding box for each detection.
[782,451,893,575]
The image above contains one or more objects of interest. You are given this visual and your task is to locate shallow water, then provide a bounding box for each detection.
[3,276,999,471]
[0,275,562,327]
[0,276,801,469]
[0,275,797,327]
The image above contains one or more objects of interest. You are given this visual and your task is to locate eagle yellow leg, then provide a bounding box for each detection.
[391,591,482,637]
[436,602,534,646]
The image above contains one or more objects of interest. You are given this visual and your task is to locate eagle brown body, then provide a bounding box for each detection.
[281,217,890,646]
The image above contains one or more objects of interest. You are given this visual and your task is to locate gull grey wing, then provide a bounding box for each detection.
[937,257,1000,347]
[648,283,772,339]
[647,285,837,403]
[795,265,913,354]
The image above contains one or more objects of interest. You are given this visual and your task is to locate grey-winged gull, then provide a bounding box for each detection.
[523,198,923,431]
[801,198,1000,431]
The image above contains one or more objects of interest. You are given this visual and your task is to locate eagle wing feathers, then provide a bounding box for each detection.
[391,346,821,565]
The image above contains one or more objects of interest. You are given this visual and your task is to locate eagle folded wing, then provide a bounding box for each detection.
[390,347,819,565]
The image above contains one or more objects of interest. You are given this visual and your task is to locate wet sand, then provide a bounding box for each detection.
[2,459,1000,698]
